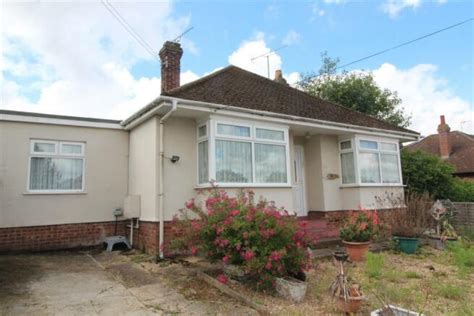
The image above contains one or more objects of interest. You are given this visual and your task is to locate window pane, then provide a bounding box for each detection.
[381,142,397,151]
[255,143,287,183]
[381,154,400,183]
[198,125,207,138]
[340,140,351,150]
[215,140,252,183]
[34,142,56,153]
[29,157,83,190]
[217,124,250,137]
[61,144,82,155]
[256,128,284,141]
[359,152,381,183]
[341,152,355,184]
[360,140,378,150]
[198,141,208,184]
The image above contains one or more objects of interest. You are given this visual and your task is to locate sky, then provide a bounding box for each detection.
[1,0,473,136]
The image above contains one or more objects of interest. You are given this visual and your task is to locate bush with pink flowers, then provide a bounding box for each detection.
[168,188,315,287]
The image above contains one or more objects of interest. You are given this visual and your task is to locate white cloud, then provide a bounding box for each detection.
[373,63,473,135]
[282,30,301,46]
[1,1,198,119]
[310,3,326,20]
[380,0,421,18]
[228,33,283,79]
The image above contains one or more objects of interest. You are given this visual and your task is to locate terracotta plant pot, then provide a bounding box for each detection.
[342,240,371,262]
[336,295,365,313]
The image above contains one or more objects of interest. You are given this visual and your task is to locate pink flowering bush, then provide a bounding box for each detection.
[168,188,315,287]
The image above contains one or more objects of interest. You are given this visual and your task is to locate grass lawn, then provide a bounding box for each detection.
[224,241,474,315]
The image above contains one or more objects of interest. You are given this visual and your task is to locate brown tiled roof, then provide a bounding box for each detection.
[162,65,418,135]
[404,131,474,174]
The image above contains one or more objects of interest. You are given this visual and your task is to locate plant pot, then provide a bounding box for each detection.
[342,240,371,262]
[427,235,457,251]
[336,295,365,313]
[223,264,247,281]
[371,304,424,315]
[275,277,307,303]
[394,236,419,254]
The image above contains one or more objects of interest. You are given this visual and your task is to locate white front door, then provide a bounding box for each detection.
[293,145,307,216]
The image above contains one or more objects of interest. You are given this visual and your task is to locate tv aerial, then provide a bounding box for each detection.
[250,45,288,79]
[172,27,194,43]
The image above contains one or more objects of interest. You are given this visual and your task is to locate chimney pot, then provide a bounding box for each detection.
[437,115,451,159]
[273,69,288,85]
[159,41,183,93]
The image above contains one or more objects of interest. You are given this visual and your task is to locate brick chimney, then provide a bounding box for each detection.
[159,41,183,93]
[437,115,451,159]
[274,69,288,86]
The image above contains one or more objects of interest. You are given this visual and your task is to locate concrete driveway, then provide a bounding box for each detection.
[0,251,256,315]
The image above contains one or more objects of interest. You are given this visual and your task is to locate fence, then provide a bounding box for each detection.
[452,202,474,233]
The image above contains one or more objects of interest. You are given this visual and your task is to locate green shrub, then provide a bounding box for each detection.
[401,150,474,202]
[450,178,474,202]
[401,150,455,199]
[365,252,384,278]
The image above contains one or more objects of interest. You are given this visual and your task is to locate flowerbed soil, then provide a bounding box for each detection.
[224,246,473,315]
[125,244,473,315]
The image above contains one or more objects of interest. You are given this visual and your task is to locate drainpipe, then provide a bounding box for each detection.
[158,99,178,258]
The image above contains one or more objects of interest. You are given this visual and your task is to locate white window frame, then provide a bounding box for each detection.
[339,135,403,187]
[196,117,291,187]
[27,139,86,194]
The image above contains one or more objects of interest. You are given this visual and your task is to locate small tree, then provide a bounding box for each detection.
[401,150,455,199]
[298,52,411,128]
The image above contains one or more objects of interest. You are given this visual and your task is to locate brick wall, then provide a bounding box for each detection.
[452,202,474,231]
[0,221,127,253]
[127,221,176,255]
[308,208,406,229]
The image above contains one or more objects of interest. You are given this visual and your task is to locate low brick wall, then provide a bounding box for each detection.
[127,221,175,255]
[0,221,127,253]
[308,208,406,229]
[452,202,474,231]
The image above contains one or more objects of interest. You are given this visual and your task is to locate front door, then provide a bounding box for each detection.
[293,145,307,216]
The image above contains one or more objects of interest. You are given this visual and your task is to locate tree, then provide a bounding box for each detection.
[401,150,455,199]
[298,52,411,128]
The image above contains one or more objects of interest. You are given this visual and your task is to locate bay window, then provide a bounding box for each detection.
[28,140,85,192]
[197,119,290,186]
[339,137,401,185]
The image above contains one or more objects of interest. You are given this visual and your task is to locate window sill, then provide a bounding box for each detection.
[23,191,87,195]
[340,184,404,189]
[194,184,293,189]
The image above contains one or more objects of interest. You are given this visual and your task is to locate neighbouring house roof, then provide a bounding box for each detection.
[162,65,418,135]
[404,131,474,175]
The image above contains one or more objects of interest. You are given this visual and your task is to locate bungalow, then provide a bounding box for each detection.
[0,41,420,255]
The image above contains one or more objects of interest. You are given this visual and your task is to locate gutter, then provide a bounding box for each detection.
[121,96,419,140]
[157,99,178,258]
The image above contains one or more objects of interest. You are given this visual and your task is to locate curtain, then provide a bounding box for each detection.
[340,152,355,184]
[217,124,250,137]
[381,154,400,183]
[198,141,208,184]
[255,143,286,183]
[359,152,381,183]
[30,157,83,190]
[256,128,284,141]
[215,140,252,183]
